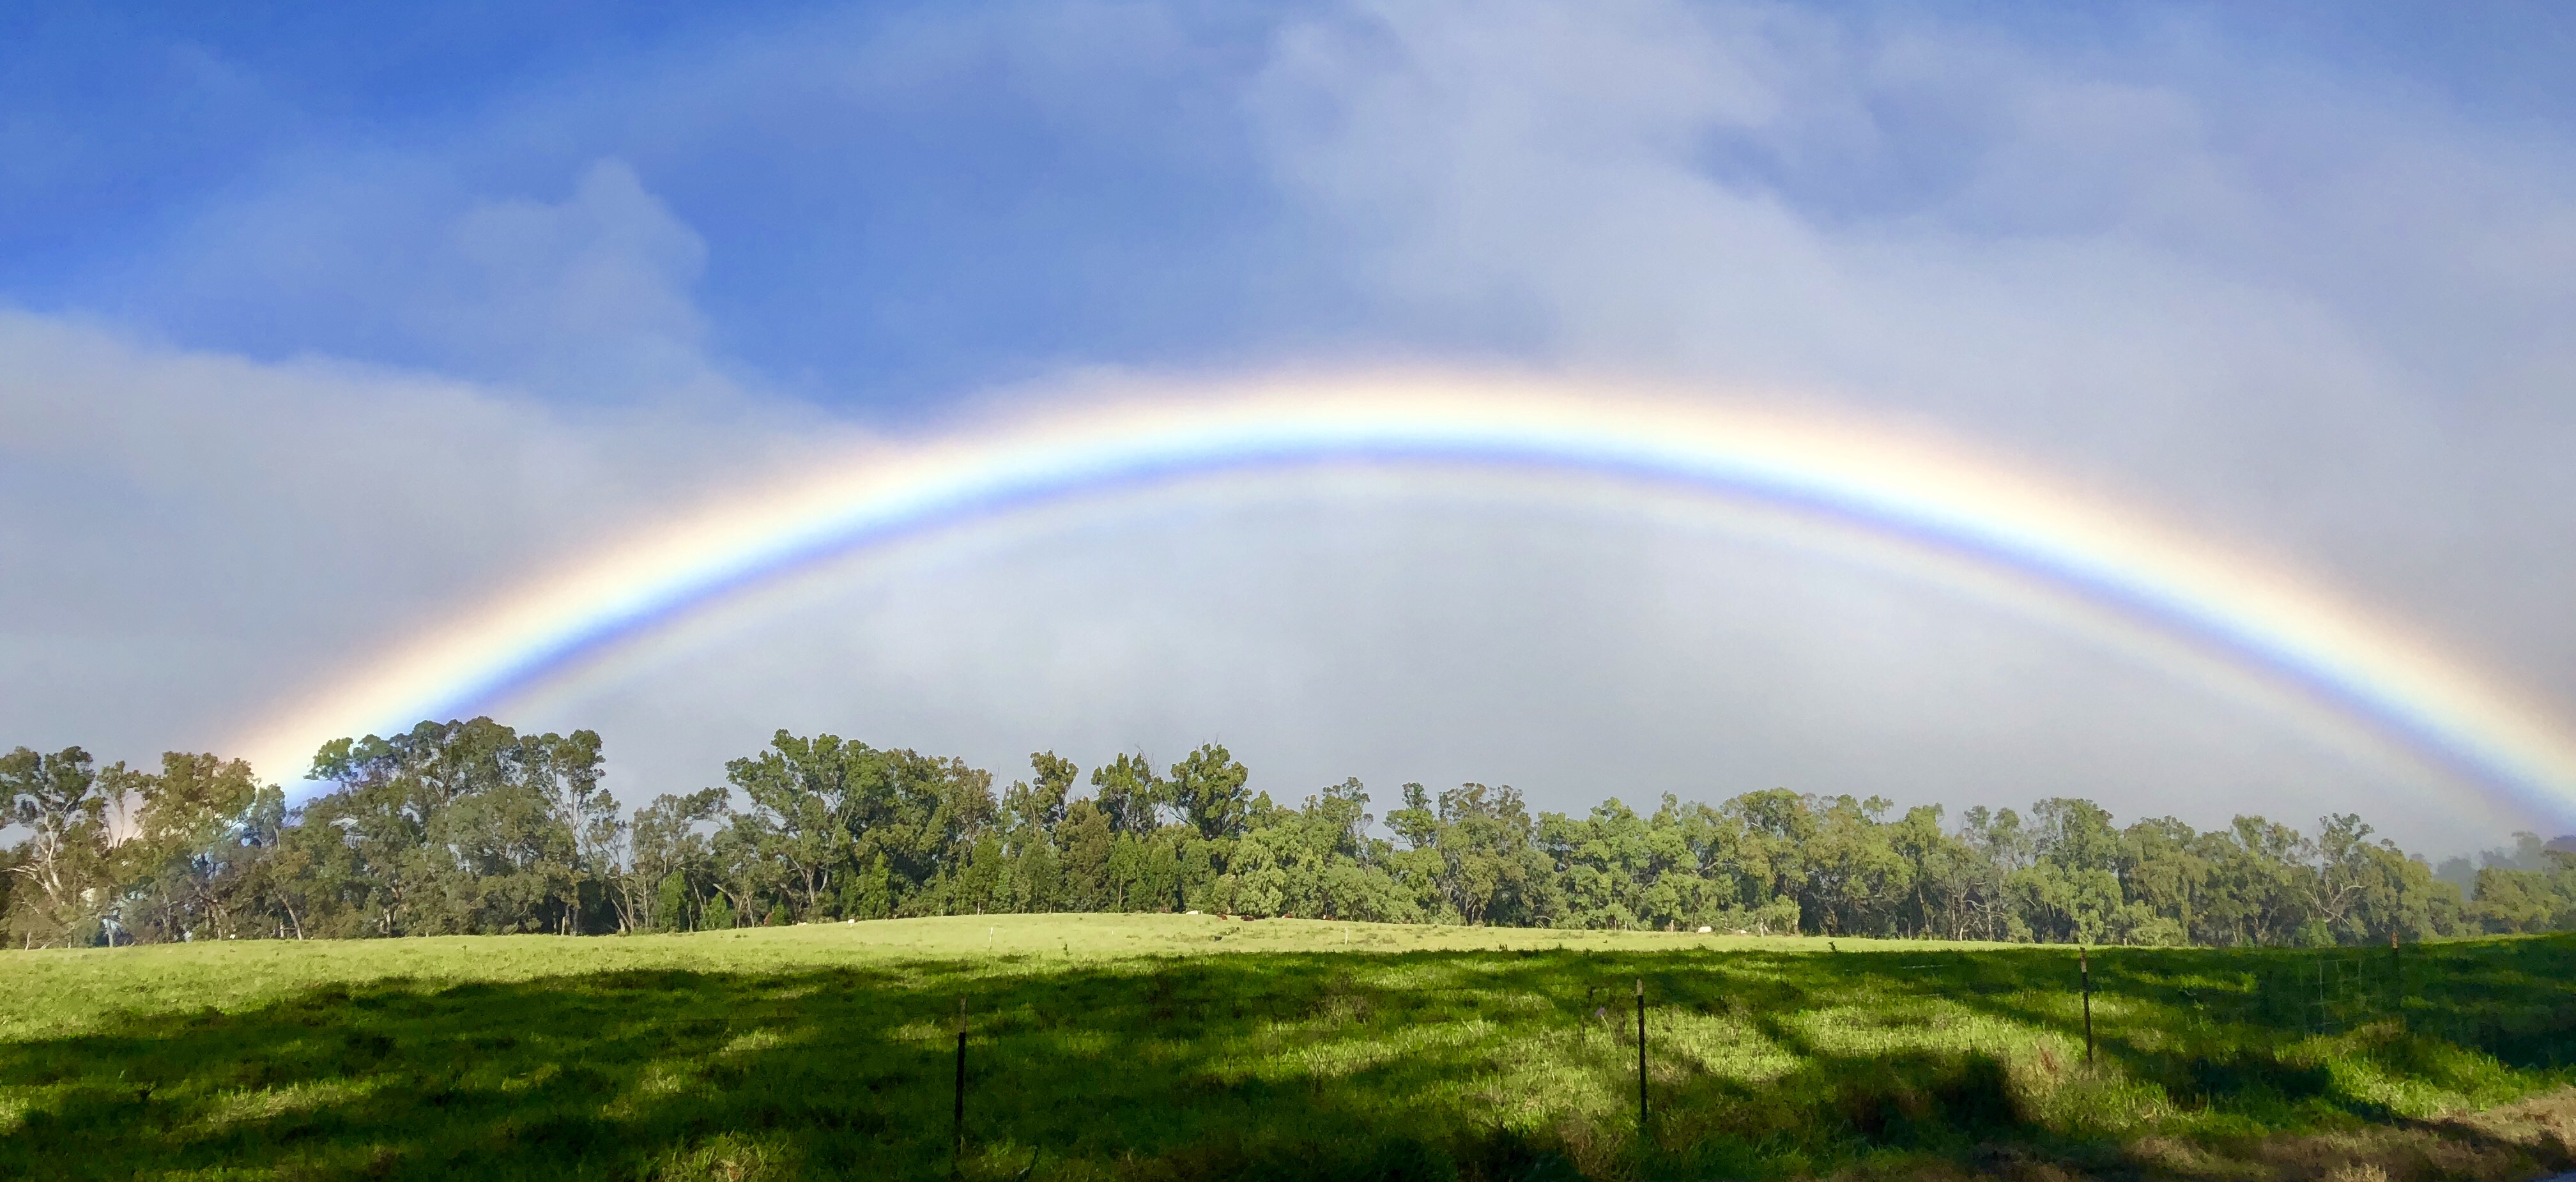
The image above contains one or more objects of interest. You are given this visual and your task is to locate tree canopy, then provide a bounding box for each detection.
[6,721,2572,948]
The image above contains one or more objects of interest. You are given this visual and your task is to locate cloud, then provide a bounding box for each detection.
[0,309,825,771]
[423,160,716,399]
[86,156,724,404]
[1246,0,2576,707]
[8,1,2576,856]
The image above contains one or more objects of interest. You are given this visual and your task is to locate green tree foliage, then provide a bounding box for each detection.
[288,719,614,938]
[120,752,285,944]
[1088,753,1163,835]
[1168,743,1251,841]
[2,746,112,946]
[629,788,723,932]
[9,719,2572,946]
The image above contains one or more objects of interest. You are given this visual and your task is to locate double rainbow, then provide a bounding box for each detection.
[233,374,2576,820]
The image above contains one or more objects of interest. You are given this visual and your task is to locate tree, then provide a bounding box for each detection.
[3,746,111,946]
[1008,751,1077,832]
[873,751,997,912]
[2013,797,2124,944]
[2469,867,2557,933]
[1231,778,1415,922]
[1089,753,1163,835]
[1168,744,1251,841]
[998,753,1077,912]
[721,731,871,922]
[1887,804,1976,940]
[296,718,590,937]
[630,788,723,931]
[522,729,615,933]
[13,717,2571,949]
[1404,783,1556,926]
[121,752,276,944]
[1726,789,1814,926]
[1544,798,1653,930]
[2120,816,2210,944]
[1058,799,1114,910]
[1802,795,1910,937]
[2197,817,2317,946]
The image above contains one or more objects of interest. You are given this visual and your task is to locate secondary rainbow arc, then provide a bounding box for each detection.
[232,374,2576,820]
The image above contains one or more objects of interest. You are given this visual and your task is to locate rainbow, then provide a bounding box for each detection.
[232,372,2576,820]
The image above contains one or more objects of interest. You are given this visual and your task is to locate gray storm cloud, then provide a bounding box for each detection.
[5,1,2575,856]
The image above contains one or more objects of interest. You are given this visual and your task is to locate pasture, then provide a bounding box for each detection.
[4,916,2574,1181]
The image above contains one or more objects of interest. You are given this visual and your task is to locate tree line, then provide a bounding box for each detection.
[6,718,2573,948]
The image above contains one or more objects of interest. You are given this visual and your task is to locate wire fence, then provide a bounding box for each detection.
[2165,942,2576,1068]
[936,937,2576,1172]
[2246,948,2400,1036]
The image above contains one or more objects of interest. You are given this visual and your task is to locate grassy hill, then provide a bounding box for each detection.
[3,916,2573,1181]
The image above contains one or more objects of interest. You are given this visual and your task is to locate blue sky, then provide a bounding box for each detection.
[8,1,2576,849]
[10,1,2570,408]
[7,3,1319,403]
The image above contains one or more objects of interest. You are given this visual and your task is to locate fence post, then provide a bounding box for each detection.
[2079,947,2095,1064]
[2389,933,2403,1029]
[1636,978,1649,1144]
[953,997,968,1181]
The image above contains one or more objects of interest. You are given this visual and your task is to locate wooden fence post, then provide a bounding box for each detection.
[953,997,968,1180]
[1636,978,1649,1142]
[2389,933,2404,1029]
[2080,947,2095,1064]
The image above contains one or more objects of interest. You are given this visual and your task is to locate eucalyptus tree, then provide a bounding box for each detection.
[630,788,724,932]
[998,753,1075,912]
[2015,797,2126,944]
[869,750,997,910]
[119,752,280,944]
[1,746,111,946]
[521,729,617,933]
[1056,798,1115,910]
[1390,782,1556,926]
[1801,794,1912,937]
[307,719,508,935]
[721,731,873,922]
[9,714,2550,948]
[1886,804,1978,940]
[1168,744,1251,841]
[1089,753,1164,835]
[302,718,601,936]
[1232,778,1416,921]
[1724,788,1814,917]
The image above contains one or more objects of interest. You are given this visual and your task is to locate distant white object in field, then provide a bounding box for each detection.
[1698,926,1713,933]
[1184,910,1201,915]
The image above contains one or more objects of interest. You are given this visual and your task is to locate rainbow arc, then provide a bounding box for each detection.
[233,374,2576,821]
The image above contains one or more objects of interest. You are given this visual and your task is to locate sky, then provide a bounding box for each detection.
[6,1,2576,854]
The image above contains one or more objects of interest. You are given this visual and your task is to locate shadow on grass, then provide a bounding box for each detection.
[4,937,2574,1181]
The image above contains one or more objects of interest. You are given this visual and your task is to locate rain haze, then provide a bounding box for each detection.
[9,0,2576,857]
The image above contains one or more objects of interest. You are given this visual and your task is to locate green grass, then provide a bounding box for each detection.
[4,917,2574,1181]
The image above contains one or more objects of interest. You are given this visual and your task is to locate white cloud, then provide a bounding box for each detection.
[1248,0,2576,712]
[425,160,717,399]
[0,309,824,769]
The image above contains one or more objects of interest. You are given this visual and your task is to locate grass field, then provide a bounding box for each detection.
[4,916,2575,1181]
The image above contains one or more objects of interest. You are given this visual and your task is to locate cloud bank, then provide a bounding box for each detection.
[7,1,2576,854]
